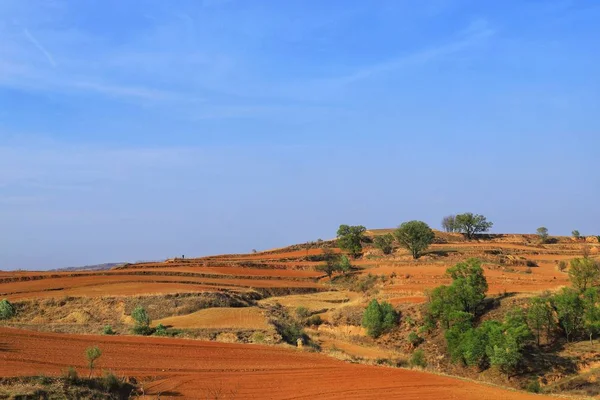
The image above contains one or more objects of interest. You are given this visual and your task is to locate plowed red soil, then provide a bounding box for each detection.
[0,328,547,400]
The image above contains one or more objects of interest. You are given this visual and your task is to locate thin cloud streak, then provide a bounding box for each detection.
[23,28,57,67]
[332,20,496,85]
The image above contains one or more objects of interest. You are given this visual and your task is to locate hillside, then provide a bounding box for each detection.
[1,230,598,399]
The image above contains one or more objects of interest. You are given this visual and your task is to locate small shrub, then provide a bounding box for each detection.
[131,306,150,327]
[558,260,567,272]
[295,306,310,320]
[526,260,537,267]
[407,332,423,347]
[526,380,541,393]
[0,299,16,320]
[102,371,121,392]
[275,320,307,345]
[306,315,323,327]
[85,346,102,378]
[63,366,79,383]
[410,349,427,368]
[251,331,265,343]
[154,323,168,336]
[102,325,115,335]
[132,325,154,336]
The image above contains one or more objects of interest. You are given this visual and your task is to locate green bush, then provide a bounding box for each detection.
[102,371,121,392]
[526,380,541,393]
[407,332,423,347]
[275,319,307,345]
[154,323,168,336]
[131,306,150,327]
[362,299,398,338]
[0,299,16,320]
[296,306,310,320]
[102,325,115,335]
[410,349,427,368]
[131,325,154,336]
[306,315,323,327]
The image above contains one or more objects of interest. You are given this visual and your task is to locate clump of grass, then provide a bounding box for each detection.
[410,349,427,368]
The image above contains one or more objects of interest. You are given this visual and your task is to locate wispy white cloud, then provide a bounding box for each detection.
[330,19,496,85]
[23,28,57,67]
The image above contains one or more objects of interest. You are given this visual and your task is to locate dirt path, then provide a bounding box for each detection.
[0,327,548,399]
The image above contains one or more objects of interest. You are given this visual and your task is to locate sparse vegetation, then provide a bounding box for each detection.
[454,213,493,239]
[394,220,435,259]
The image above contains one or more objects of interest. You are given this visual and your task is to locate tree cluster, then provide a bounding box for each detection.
[441,213,493,238]
[428,259,532,375]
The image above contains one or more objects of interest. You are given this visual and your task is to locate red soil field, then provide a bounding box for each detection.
[0,327,548,400]
[0,273,321,300]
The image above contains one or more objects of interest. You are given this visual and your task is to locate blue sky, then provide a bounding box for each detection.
[1,0,599,270]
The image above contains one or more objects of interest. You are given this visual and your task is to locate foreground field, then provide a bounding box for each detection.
[0,327,548,400]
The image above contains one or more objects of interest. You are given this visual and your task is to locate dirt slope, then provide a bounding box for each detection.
[0,328,548,400]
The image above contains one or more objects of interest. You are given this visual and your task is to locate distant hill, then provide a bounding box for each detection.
[52,262,125,272]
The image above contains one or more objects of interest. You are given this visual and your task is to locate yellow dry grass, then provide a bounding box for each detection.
[154,307,270,330]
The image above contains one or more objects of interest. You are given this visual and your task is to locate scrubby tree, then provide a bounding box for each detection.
[317,248,342,280]
[527,296,555,345]
[0,299,15,320]
[337,225,367,258]
[454,213,493,240]
[394,220,435,259]
[428,259,488,328]
[553,288,584,342]
[85,346,102,378]
[536,227,549,243]
[131,306,150,327]
[583,288,600,344]
[441,215,457,233]
[572,230,581,240]
[428,285,460,329]
[568,257,600,292]
[373,233,394,255]
[362,299,398,338]
[339,255,352,275]
[486,310,532,376]
[446,258,488,314]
